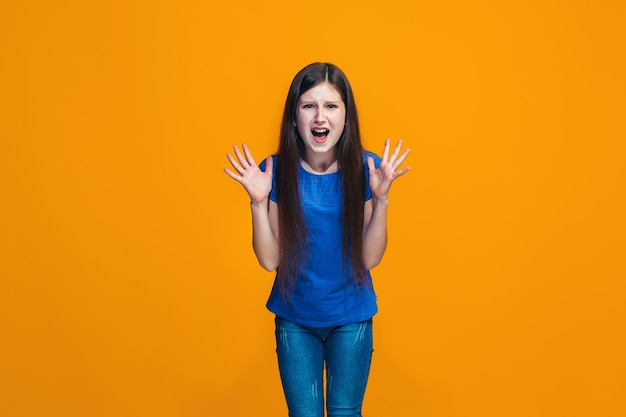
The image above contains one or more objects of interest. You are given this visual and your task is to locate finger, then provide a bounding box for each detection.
[366,156,375,172]
[393,167,411,179]
[388,139,403,164]
[233,145,250,168]
[381,138,390,161]
[226,153,244,174]
[393,148,411,170]
[242,144,257,166]
[264,155,273,175]
[223,168,242,182]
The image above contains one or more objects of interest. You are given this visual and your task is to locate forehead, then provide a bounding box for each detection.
[298,82,343,102]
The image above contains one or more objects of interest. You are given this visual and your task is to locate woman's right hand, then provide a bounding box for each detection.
[224,144,273,205]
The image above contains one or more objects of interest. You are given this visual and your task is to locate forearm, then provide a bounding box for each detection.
[362,197,389,269]
[250,200,280,271]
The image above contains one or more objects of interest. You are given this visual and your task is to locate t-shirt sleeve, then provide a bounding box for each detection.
[259,155,278,203]
[363,151,381,201]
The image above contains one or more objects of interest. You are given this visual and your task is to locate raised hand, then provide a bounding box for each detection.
[367,138,410,201]
[224,144,273,204]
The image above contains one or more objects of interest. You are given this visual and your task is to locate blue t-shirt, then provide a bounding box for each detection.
[259,151,381,327]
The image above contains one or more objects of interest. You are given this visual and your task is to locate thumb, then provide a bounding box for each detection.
[265,156,273,175]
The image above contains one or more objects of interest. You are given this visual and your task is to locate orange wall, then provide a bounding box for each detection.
[1,1,624,416]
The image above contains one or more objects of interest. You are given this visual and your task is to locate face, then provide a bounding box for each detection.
[296,82,346,161]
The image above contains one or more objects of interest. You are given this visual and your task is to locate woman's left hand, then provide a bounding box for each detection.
[367,138,411,201]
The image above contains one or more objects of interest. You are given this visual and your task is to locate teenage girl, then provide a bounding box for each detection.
[224,62,410,417]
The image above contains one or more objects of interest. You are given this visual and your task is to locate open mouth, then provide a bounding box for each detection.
[311,128,329,141]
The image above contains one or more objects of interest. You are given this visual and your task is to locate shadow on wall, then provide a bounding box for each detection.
[365,350,427,416]
[219,350,287,416]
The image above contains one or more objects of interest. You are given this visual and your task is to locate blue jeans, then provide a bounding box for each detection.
[274,316,374,417]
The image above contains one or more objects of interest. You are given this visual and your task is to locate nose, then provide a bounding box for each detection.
[314,108,326,124]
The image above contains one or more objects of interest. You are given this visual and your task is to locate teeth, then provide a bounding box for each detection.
[312,129,328,133]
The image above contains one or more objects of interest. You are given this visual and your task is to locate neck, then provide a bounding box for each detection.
[301,152,338,174]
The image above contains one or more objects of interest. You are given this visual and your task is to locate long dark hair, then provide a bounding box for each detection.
[276,62,367,297]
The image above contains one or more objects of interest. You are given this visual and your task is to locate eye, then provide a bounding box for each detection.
[302,104,314,109]
[327,104,338,109]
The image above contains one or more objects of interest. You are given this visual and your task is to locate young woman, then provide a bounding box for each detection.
[224,62,410,417]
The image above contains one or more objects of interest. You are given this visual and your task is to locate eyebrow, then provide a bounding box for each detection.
[299,99,342,104]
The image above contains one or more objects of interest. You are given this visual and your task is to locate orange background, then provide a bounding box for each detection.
[1,1,625,416]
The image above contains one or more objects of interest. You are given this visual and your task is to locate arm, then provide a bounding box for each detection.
[362,139,410,269]
[250,199,280,271]
[362,197,389,269]
[224,144,280,271]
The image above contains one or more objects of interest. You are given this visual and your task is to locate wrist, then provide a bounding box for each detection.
[250,199,269,209]
[373,196,389,207]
